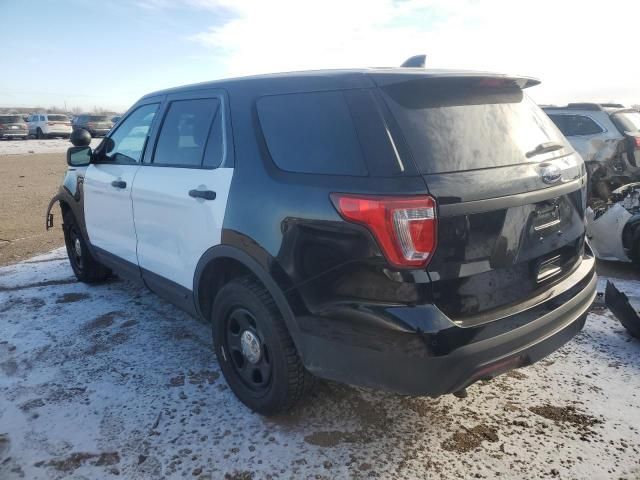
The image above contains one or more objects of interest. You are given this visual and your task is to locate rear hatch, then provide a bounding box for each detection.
[0,115,28,132]
[374,73,588,324]
[46,115,71,130]
[87,115,113,130]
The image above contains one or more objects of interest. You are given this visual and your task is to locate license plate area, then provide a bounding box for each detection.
[532,199,561,234]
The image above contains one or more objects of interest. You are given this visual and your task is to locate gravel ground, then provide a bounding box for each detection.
[1,249,639,479]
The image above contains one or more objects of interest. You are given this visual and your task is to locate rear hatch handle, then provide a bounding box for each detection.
[526,142,565,158]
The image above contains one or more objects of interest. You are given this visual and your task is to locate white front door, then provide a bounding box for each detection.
[131,92,233,289]
[84,102,160,265]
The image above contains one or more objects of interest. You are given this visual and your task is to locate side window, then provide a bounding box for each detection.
[552,114,603,136]
[257,91,368,176]
[40,115,45,121]
[104,103,158,163]
[153,98,222,167]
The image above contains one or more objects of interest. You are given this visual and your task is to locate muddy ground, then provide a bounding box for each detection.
[1,249,639,479]
[0,152,66,266]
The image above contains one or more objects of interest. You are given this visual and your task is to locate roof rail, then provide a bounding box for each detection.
[400,54,426,68]
[600,103,625,108]
[565,103,605,111]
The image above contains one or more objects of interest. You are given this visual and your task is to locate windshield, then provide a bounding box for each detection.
[0,116,23,123]
[612,111,640,133]
[88,115,111,122]
[380,80,569,174]
[48,115,68,122]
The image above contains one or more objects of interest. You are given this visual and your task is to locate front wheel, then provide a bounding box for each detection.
[63,210,111,283]
[211,277,313,415]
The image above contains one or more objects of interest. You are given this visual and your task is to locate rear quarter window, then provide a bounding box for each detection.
[547,114,604,136]
[257,91,369,176]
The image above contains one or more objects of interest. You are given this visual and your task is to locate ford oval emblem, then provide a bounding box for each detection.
[541,164,562,184]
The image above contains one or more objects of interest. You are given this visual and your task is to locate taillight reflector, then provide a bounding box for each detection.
[330,193,437,268]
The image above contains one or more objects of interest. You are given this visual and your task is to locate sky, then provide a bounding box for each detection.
[0,0,638,112]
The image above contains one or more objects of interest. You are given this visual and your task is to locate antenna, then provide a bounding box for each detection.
[400,54,426,68]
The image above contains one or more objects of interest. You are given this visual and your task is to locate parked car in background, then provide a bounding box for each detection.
[72,114,114,137]
[543,104,640,201]
[27,113,72,139]
[0,114,29,139]
[111,115,121,125]
[48,64,596,414]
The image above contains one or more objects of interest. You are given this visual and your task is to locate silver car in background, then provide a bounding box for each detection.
[543,103,640,201]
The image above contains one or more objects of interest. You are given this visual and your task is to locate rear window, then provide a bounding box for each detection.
[48,115,68,122]
[380,80,569,174]
[611,112,640,133]
[547,114,604,136]
[0,116,23,123]
[88,115,110,122]
[257,91,368,176]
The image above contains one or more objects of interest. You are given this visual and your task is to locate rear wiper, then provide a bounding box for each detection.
[526,142,565,158]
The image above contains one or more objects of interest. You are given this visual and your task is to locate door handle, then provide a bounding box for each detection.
[111,180,127,189]
[189,189,216,200]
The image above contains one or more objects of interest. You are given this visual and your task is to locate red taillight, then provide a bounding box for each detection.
[330,193,437,268]
[634,137,640,149]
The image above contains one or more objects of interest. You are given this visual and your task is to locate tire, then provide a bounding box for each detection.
[211,276,313,415]
[36,128,45,139]
[62,210,111,283]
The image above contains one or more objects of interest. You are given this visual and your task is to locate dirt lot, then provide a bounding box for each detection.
[0,138,104,266]
[0,152,66,266]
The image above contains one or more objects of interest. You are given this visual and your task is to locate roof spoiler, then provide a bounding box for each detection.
[400,54,426,68]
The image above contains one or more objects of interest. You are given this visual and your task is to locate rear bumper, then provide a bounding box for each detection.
[0,131,28,138]
[296,254,596,396]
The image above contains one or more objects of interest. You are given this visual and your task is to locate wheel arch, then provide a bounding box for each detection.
[193,245,302,348]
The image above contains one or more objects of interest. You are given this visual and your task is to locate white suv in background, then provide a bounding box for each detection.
[27,113,72,139]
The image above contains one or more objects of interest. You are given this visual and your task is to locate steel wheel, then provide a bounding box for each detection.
[224,307,272,392]
[67,223,84,275]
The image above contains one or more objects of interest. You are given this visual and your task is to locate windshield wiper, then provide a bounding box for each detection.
[526,142,565,158]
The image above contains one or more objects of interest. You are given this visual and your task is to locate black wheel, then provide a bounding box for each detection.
[36,128,45,139]
[63,211,111,283]
[211,276,313,415]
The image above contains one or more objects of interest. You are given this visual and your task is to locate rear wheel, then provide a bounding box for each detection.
[211,276,313,415]
[63,210,111,283]
[36,128,45,139]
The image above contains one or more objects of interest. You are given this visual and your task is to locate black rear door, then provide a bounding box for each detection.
[375,74,588,324]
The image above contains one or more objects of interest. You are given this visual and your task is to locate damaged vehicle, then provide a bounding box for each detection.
[586,182,640,263]
[543,104,640,202]
[46,63,597,415]
[604,281,640,339]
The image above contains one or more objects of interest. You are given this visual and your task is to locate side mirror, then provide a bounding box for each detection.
[67,146,92,167]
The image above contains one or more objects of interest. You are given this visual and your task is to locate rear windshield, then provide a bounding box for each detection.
[48,115,68,122]
[88,115,111,122]
[380,80,569,174]
[0,116,23,123]
[611,111,640,133]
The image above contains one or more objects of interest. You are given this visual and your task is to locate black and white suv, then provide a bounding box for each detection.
[47,66,596,414]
